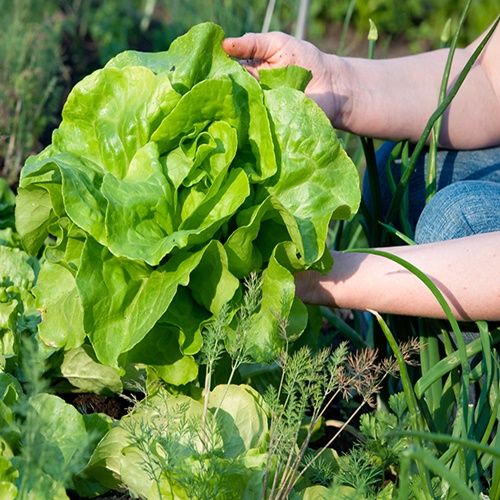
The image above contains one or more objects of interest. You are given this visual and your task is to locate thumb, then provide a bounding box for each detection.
[222,33,267,60]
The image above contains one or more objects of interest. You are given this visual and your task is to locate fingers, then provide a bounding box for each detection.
[222,33,265,62]
[222,32,290,61]
[222,32,304,81]
[222,33,275,79]
[238,60,262,79]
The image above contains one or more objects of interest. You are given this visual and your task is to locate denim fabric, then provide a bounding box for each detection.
[415,180,500,244]
[364,142,500,236]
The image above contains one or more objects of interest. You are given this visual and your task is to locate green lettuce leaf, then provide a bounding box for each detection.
[34,260,85,350]
[259,65,313,92]
[208,384,269,458]
[82,385,269,498]
[258,87,360,264]
[59,346,123,395]
[53,67,180,176]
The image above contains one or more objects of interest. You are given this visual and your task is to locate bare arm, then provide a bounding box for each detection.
[295,232,500,322]
[223,19,500,149]
[341,20,500,149]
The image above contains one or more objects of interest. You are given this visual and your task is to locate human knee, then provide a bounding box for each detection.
[415,181,500,244]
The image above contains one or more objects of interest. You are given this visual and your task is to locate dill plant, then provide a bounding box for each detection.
[120,275,267,499]
[332,443,384,497]
[262,334,420,499]
[96,272,423,498]
[199,272,261,439]
[324,392,413,499]
[119,380,265,499]
[301,451,337,487]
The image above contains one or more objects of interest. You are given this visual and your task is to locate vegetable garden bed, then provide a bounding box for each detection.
[4,15,499,500]
[0,22,371,499]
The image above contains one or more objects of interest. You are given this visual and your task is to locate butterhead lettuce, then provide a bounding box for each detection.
[15,23,360,384]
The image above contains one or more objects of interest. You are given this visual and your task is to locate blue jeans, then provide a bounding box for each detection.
[365,142,500,243]
[416,180,500,243]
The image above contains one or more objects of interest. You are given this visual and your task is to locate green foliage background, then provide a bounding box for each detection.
[311,0,498,49]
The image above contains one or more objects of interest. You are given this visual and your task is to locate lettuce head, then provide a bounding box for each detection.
[15,23,360,385]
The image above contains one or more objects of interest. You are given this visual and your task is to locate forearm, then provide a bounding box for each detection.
[296,232,500,321]
[326,23,500,149]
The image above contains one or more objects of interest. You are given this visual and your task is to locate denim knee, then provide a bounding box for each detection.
[365,143,500,232]
[415,180,500,244]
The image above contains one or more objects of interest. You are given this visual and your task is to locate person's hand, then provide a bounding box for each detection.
[222,32,345,123]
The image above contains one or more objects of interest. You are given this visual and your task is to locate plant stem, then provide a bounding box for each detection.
[294,0,309,40]
[426,3,471,204]
[201,364,212,453]
[337,0,357,56]
[262,0,277,33]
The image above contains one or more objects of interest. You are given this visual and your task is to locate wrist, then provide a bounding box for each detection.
[294,250,343,306]
[294,269,328,305]
[321,54,354,130]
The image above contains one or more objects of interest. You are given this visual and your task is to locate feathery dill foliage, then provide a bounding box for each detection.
[200,271,261,388]
[121,272,419,499]
[122,275,264,499]
[263,333,419,499]
[121,393,241,500]
[199,304,230,368]
[332,442,384,497]
[262,339,350,498]
[226,271,262,366]
[199,272,261,435]
[199,302,230,398]
[301,451,337,487]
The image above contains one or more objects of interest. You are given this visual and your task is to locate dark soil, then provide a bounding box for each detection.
[63,392,128,420]
[70,494,132,500]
